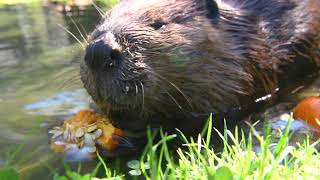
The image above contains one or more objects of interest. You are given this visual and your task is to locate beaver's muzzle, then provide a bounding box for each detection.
[84,32,122,70]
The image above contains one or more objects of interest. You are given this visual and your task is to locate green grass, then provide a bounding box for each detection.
[1,114,319,179]
[49,114,320,180]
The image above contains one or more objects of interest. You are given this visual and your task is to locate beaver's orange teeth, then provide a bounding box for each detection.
[49,109,125,153]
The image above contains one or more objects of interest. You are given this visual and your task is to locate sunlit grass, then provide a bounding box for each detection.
[1,114,319,179]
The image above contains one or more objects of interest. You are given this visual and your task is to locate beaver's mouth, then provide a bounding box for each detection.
[81,58,151,112]
[97,76,151,109]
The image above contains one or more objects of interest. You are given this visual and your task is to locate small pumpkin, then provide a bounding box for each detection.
[50,109,124,153]
[293,96,320,129]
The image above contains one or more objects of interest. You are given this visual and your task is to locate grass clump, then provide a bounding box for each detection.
[58,114,320,180]
[53,152,123,180]
[137,114,320,179]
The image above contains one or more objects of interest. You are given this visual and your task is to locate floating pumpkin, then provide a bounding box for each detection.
[293,96,320,130]
[49,109,124,154]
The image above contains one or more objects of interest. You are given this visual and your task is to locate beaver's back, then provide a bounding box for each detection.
[220,0,320,95]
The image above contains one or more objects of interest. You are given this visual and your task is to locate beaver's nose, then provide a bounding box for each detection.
[84,40,121,69]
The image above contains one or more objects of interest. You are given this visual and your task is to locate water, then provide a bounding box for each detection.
[0,1,319,179]
[0,2,120,179]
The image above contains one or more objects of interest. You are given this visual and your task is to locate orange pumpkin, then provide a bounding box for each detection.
[50,109,124,153]
[64,109,125,151]
[293,96,320,129]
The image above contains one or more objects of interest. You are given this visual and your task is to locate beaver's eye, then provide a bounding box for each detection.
[149,20,168,30]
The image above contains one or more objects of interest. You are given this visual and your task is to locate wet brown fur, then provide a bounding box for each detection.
[80,0,320,134]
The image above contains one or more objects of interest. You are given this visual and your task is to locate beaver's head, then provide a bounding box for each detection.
[80,0,253,131]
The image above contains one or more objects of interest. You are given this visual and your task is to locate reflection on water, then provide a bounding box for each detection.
[24,89,89,116]
[0,2,115,179]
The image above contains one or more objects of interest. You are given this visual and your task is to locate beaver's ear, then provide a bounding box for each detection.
[196,0,220,20]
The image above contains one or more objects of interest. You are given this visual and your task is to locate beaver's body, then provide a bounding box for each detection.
[80,0,320,135]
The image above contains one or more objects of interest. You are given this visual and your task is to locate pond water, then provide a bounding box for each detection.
[0,2,128,179]
[0,1,319,179]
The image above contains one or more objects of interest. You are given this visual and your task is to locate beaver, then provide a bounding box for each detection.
[80,0,320,140]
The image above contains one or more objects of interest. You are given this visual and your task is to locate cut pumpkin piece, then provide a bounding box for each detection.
[293,96,320,131]
[49,109,124,153]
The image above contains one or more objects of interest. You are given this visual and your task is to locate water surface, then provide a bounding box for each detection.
[0,2,118,179]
